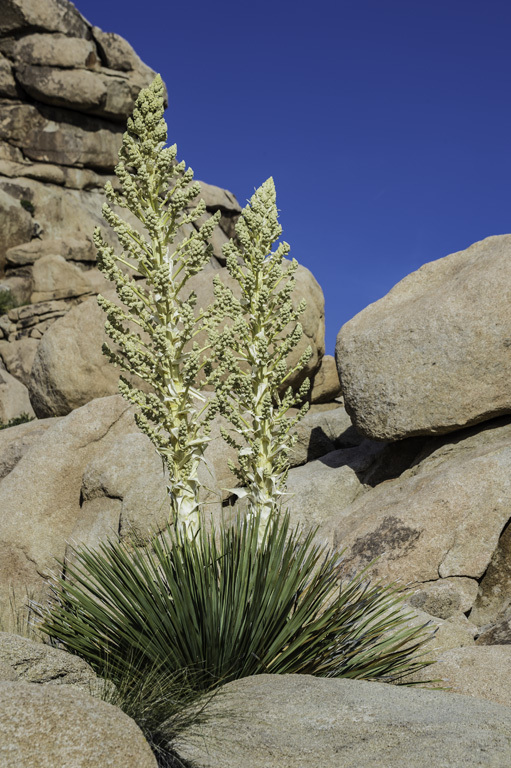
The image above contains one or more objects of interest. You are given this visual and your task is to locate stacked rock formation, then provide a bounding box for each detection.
[0,0,329,421]
[331,233,511,691]
[1,0,511,765]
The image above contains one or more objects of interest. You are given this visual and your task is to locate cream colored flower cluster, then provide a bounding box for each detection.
[94,76,309,541]
[207,179,311,538]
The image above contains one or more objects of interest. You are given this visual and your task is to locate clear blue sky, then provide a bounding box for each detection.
[75,0,511,355]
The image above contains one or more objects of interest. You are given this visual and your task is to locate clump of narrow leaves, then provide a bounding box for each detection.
[94,654,209,768]
[40,513,436,698]
[0,413,34,431]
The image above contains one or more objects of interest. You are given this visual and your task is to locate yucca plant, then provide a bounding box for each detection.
[40,512,436,696]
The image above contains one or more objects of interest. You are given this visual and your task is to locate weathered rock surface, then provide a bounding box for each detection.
[0,0,89,37]
[0,366,34,422]
[0,682,157,768]
[333,416,511,594]
[0,100,125,169]
[15,64,153,121]
[1,301,77,343]
[0,395,221,625]
[408,577,479,620]
[469,518,511,628]
[310,354,341,403]
[8,32,97,69]
[28,294,120,417]
[0,632,97,689]
[0,53,17,98]
[0,415,57,480]
[476,618,511,645]
[386,604,477,654]
[0,186,34,267]
[288,403,354,466]
[0,338,38,384]
[0,396,141,621]
[172,674,511,768]
[78,429,219,544]
[425,612,477,651]
[337,234,511,440]
[408,646,511,707]
[196,179,241,215]
[0,661,16,681]
[30,253,94,303]
[286,442,385,547]
[0,178,112,249]
[91,26,156,80]
[6,237,96,267]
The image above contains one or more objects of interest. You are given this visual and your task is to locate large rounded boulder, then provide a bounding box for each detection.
[336,235,511,440]
[0,682,157,768]
[172,674,511,768]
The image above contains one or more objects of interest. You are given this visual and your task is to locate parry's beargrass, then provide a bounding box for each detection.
[42,512,436,688]
[38,76,438,762]
[93,654,208,768]
[0,587,43,640]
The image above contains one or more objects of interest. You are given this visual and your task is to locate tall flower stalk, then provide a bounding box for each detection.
[208,178,312,537]
[93,75,219,539]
